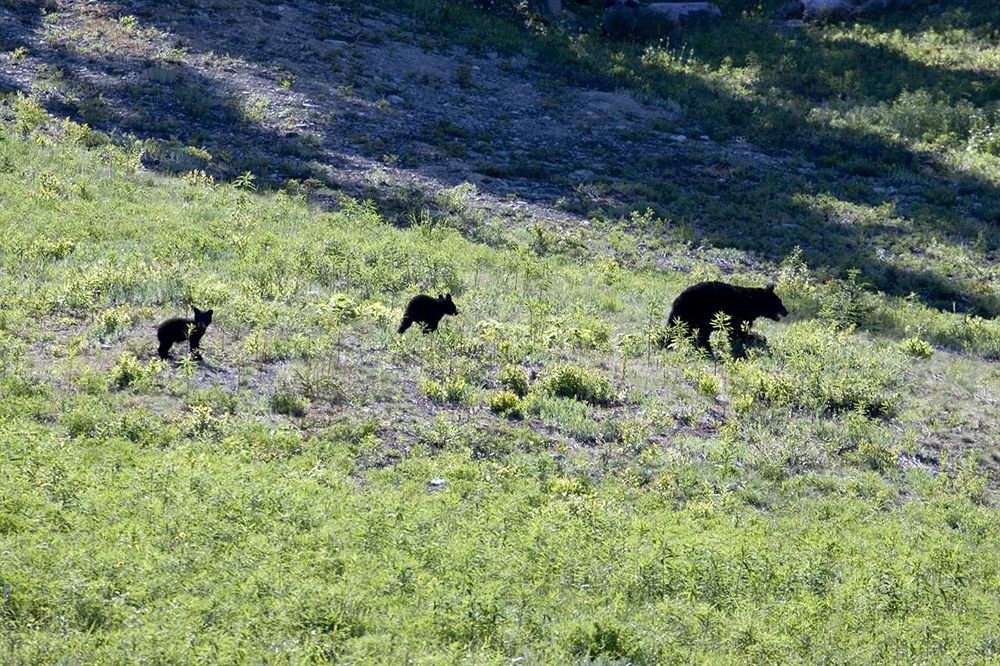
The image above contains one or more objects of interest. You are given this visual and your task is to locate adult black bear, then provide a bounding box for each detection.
[157,306,213,359]
[666,281,788,350]
[398,293,459,334]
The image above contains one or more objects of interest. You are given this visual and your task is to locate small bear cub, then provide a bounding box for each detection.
[666,281,788,350]
[398,293,458,334]
[157,306,213,359]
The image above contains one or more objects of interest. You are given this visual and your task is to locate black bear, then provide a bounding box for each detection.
[398,293,458,334]
[665,281,788,350]
[157,306,213,359]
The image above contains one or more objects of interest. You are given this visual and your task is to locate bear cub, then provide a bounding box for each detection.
[398,293,458,334]
[157,306,213,359]
[666,281,788,350]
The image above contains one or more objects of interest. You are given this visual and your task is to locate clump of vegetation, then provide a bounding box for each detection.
[900,335,933,358]
[539,364,618,406]
[727,322,903,417]
[108,352,162,389]
[566,619,641,663]
[498,363,530,396]
[487,389,523,418]
[420,376,470,404]
[270,388,308,416]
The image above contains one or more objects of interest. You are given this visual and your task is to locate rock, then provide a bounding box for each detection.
[855,0,914,16]
[387,94,405,105]
[773,0,804,19]
[541,0,562,15]
[670,133,688,142]
[802,0,855,21]
[779,0,915,22]
[603,2,721,39]
[569,169,594,181]
[646,2,722,23]
[427,478,448,491]
[780,19,809,30]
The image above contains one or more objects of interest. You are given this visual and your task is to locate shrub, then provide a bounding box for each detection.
[696,371,720,398]
[420,376,469,404]
[419,379,447,402]
[13,93,47,135]
[899,336,933,358]
[727,322,903,417]
[522,393,606,442]
[539,365,617,406]
[817,269,876,330]
[566,620,640,661]
[498,364,529,396]
[270,389,308,416]
[109,352,161,389]
[838,411,898,472]
[90,306,136,343]
[487,389,523,418]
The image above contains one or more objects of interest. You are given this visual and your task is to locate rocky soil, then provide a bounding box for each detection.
[0,0,798,248]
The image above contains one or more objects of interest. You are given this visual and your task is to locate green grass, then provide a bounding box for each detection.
[2,2,1000,661]
[2,105,999,663]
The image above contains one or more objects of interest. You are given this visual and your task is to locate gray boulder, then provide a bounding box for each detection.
[803,0,856,20]
[603,1,721,39]
[774,0,915,21]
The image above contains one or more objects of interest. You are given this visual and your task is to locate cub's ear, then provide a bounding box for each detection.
[765,283,776,292]
[205,310,214,317]
[445,293,453,301]
[192,306,202,314]
[437,293,444,299]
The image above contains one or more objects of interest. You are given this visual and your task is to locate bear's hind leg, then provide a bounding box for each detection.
[695,328,711,350]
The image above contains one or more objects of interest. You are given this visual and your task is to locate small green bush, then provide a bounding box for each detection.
[108,352,160,389]
[90,306,136,343]
[420,376,469,404]
[498,364,529,396]
[565,619,640,662]
[270,389,308,416]
[899,336,933,358]
[487,389,523,418]
[540,365,617,406]
[696,371,720,398]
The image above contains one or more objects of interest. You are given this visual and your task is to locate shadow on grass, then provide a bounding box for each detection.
[2,0,997,318]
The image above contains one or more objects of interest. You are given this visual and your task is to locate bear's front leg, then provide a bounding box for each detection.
[189,331,203,357]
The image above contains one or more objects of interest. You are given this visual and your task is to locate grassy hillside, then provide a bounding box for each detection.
[1,0,999,662]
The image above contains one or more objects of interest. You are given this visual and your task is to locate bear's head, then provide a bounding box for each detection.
[758,284,788,321]
[438,293,459,316]
[192,306,214,331]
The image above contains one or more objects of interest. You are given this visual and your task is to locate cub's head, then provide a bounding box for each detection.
[758,284,788,321]
[192,306,214,330]
[438,293,459,316]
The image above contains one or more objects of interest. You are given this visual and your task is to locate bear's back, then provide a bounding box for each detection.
[405,294,441,318]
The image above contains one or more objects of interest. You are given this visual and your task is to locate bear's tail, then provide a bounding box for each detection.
[397,318,412,334]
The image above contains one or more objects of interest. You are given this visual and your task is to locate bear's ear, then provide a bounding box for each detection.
[445,293,453,301]
[437,293,444,299]
[205,310,213,317]
[193,306,202,315]
[765,283,776,293]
